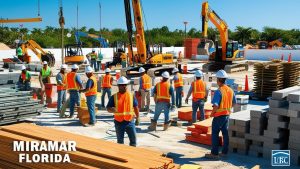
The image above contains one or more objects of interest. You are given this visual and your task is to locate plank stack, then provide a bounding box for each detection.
[0,123,179,169]
[0,88,43,125]
[282,62,300,87]
[178,104,212,122]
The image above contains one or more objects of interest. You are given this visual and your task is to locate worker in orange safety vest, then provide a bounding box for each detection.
[56,64,67,114]
[172,68,184,108]
[101,68,113,108]
[138,67,152,112]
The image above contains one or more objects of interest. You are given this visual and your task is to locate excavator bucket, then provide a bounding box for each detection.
[41,53,55,67]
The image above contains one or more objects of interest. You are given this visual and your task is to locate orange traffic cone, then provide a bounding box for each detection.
[288,53,292,63]
[244,75,249,92]
[281,54,284,61]
[32,93,37,100]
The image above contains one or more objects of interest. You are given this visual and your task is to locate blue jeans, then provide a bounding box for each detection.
[87,95,97,124]
[91,59,97,70]
[153,102,170,123]
[114,120,137,146]
[175,87,183,108]
[17,81,31,91]
[192,99,205,123]
[101,88,111,107]
[69,90,80,116]
[211,115,229,155]
[57,90,66,112]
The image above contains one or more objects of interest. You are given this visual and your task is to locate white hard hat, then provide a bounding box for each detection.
[71,64,79,69]
[105,68,111,73]
[195,70,203,77]
[61,64,67,69]
[216,70,228,78]
[43,61,48,65]
[172,68,179,73]
[21,65,26,70]
[139,67,145,73]
[92,48,95,52]
[117,76,129,85]
[162,71,170,78]
[85,66,93,73]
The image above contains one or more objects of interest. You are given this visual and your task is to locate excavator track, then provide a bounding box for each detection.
[202,62,248,73]
[41,53,55,67]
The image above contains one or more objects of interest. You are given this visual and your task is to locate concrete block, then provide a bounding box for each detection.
[290,149,300,166]
[290,130,300,137]
[290,117,300,125]
[269,99,289,108]
[250,109,268,119]
[236,95,249,105]
[245,134,265,142]
[269,107,289,116]
[229,125,249,133]
[233,104,248,112]
[263,129,288,139]
[268,114,289,122]
[249,145,264,153]
[248,150,263,157]
[250,128,263,135]
[287,91,300,103]
[272,86,300,100]
[235,119,250,127]
[289,136,300,144]
[263,143,287,150]
[252,140,264,146]
[289,141,300,150]
[289,123,300,131]
[289,102,300,111]
[267,121,289,131]
[288,110,300,118]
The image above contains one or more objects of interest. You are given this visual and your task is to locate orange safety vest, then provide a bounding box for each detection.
[192,80,206,102]
[213,85,234,117]
[85,75,98,96]
[156,81,170,102]
[141,74,151,90]
[57,73,66,91]
[114,91,135,122]
[66,72,79,90]
[174,73,183,88]
[101,74,112,88]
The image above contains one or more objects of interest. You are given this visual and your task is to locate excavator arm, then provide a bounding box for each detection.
[75,31,109,48]
[202,1,228,61]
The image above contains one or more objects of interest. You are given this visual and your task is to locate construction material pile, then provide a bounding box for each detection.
[0,89,42,125]
[253,62,300,99]
[228,86,300,166]
[0,123,179,169]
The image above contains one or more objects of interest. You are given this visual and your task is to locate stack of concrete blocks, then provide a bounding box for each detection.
[233,95,249,112]
[228,110,251,155]
[287,91,300,166]
[0,72,20,85]
[245,109,268,157]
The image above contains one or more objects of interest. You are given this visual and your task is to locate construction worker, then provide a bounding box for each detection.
[18,65,31,91]
[120,52,127,68]
[148,71,175,131]
[66,64,83,118]
[185,70,208,123]
[205,70,236,159]
[172,68,184,108]
[87,48,97,70]
[101,68,113,108]
[80,66,98,126]
[39,61,52,105]
[96,51,103,71]
[107,76,140,146]
[56,64,67,115]
[17,46,23,61]
[138,67,151,112]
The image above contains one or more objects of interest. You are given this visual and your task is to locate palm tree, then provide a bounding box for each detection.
[234,26,253,45]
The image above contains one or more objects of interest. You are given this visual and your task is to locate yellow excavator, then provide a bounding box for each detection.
[20,40,55,67]
[199,1,248,73]
[122,0,175,77]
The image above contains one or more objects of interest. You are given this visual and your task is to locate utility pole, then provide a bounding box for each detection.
[183,21,188,39]
[59,0,65,64]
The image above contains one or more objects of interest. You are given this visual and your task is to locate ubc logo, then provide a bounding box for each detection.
[272,150,290,166]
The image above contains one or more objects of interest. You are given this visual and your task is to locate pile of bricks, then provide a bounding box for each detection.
[0,123,179,169]
[185,118,223,146]
[0,88,43,125]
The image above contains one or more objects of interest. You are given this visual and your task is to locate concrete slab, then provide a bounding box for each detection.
[272,86,300,100]
[269,99,289,108]
[288,91,300,103]
[269,107,289,116]
[250,109,268,118]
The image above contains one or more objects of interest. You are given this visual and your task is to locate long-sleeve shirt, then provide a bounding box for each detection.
[153,84,175,106]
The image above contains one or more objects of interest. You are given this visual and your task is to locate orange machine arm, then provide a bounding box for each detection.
[131,0,147,64]
[22,40,47,60]
[0,17,42,23]
[202,1,228,61]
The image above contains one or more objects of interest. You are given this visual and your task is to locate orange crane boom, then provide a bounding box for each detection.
[0,17,42,23]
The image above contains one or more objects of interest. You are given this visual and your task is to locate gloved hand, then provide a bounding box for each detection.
[185,99,188,104]
[135,117,140,126]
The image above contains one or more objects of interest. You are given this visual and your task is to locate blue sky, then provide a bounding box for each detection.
[1,0,300,32]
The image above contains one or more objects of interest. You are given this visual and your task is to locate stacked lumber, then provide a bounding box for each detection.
[178,104,212,121]
[282,62,300,87]
[0,89,43,125]
[77,107,90,125]
[0,123,179,169]
[228,110,251,155]
[253,62,284,99]
[185,118,223,146]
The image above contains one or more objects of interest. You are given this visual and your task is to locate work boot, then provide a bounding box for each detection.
[163,121,171,131]
[148,119,157,131]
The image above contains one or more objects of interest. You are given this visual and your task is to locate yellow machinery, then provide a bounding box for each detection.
[64,44,85,64]
[199,1,248,73]
[257,39,283,49]
[123,0,175,77]
[21,40,55,67]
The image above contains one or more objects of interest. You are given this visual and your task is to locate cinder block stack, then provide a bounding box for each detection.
[245,109,268,157]
[228,110,251,155]
[282,62,300,87]
[287,91,300,165]
[253,62,284,99]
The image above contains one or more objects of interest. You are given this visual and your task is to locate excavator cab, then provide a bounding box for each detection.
[64,44,85,64]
